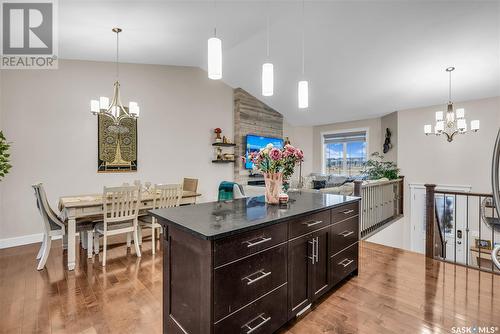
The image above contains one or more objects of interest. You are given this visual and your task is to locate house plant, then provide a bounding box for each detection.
[246,143,304,204]
[362,152,399,180]
[0,131,12,181]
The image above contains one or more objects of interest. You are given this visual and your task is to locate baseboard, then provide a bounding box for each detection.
[0,233,63,249]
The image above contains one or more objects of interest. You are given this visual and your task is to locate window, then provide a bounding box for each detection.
[323,131,367,176]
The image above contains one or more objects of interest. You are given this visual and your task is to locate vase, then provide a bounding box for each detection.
[264,172,282,204]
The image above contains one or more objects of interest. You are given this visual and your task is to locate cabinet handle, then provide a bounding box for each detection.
[338,258,354,267]
[308,237,319,264]
[341,209,354,215]
[243,236,272,248]
[339,230,354,238]
[242,269,272,285]
[315,237,319,263]
[308,238,316,264]
[242,313,271,334]
[303,220,323,227]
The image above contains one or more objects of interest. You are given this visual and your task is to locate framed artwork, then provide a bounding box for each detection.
[474,238,492,250]
[97,114,137,172]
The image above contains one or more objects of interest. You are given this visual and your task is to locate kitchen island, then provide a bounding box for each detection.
[151,191,360,334]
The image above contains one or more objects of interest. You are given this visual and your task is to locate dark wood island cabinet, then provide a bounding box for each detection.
[151,191,360,334]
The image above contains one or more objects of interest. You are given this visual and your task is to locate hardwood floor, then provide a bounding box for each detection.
[1,239,499,333]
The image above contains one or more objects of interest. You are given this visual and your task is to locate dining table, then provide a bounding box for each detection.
[58,190,201,270]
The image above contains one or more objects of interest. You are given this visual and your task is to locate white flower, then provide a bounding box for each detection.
[266,143,274,149]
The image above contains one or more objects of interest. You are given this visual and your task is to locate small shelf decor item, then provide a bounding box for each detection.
[214,128,222,143]
[0,131,12,181]
[245,143,304,204]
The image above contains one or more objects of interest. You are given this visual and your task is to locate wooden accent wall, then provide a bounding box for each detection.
[234,88,283,184]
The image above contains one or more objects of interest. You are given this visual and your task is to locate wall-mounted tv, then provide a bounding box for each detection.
[245,134,284,169]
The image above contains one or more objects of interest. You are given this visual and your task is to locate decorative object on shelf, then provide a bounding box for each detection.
[424,67,479,142]
[475,238,492,250]
[383,128,392,153]
[98,114,137,172]
[363,152,399,180]
[245,143,304,203]
[90,28,140,125]
[212,129,235,164]
[214,128,222,143]
[0,131,12,181]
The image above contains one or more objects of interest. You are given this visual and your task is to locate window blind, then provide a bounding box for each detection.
[323,131,366,145]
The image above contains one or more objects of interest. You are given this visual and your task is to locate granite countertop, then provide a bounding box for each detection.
[150,191,360,240]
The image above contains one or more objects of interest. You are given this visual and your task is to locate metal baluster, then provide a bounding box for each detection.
[454,194,457,264]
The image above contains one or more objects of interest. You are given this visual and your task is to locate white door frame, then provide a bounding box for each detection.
[409,183,471,254]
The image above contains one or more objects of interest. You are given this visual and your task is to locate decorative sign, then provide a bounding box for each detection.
[98,114,137,172]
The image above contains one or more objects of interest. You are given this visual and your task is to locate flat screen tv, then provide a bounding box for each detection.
[245,134,284,169]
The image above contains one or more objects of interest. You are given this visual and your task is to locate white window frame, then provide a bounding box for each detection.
[320,127,369,175]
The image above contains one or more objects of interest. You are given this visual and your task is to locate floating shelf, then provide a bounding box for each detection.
[212,159,236,163]
[212,142,236,147]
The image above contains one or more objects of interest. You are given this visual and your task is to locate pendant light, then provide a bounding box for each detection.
[208,0,222,80]
[424,67,479,142]
[262,3,274,96]
[90,28,140,124]
[298,0,308,109]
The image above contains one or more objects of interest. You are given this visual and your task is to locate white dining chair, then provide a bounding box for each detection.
[138,184,182,254]
[93,185,142,266]
[32,183,95,270]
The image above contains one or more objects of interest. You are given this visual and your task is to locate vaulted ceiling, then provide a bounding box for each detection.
[60,1,500,126]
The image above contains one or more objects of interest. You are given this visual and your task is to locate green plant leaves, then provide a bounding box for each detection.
[363,152,399,180]
[0,131,12,181]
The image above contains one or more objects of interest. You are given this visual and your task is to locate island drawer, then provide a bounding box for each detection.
[214,223,287,267]
[289,210,331,239]
[213,285,287,334]
[214,244,287,321]
[331,202,358,223]
[330,242,358,287]
[330,215,359,256]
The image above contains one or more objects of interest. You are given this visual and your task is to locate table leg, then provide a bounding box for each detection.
[67,218,76,271]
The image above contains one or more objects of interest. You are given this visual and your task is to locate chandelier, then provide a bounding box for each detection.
[90,28,140,124]
[424,67,479,142]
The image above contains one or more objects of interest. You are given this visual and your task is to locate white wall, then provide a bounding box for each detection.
[0,60,235,241]
[380,111,398,163]
[283,122,314,176]
[366,217,406,250]
[398,96,500,250]
[312,117,383,172]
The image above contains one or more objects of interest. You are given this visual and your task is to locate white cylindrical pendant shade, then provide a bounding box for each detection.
[99,96,109,110]
[298,80,308,109]
[262,63,274,96]
[90,100,100,114]
[471,120,480,131]
[435,121,444,133]
[129,102,139,117]
[435,111,443,121]
[457,119,466,131]
[456,108,465,119]
[208,37,222,80]
[424,124,432,134]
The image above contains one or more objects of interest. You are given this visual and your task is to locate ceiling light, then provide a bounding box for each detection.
[298,0,308,109]
[262,7,274,96]
[424,67,479,142]
[90,28,140,124]
[208,0,222,80]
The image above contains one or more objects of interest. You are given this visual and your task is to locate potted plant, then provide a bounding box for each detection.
[245,144,303,204]
[362,152,399,180]
[0,131,12,181]
[214,128,222,143]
